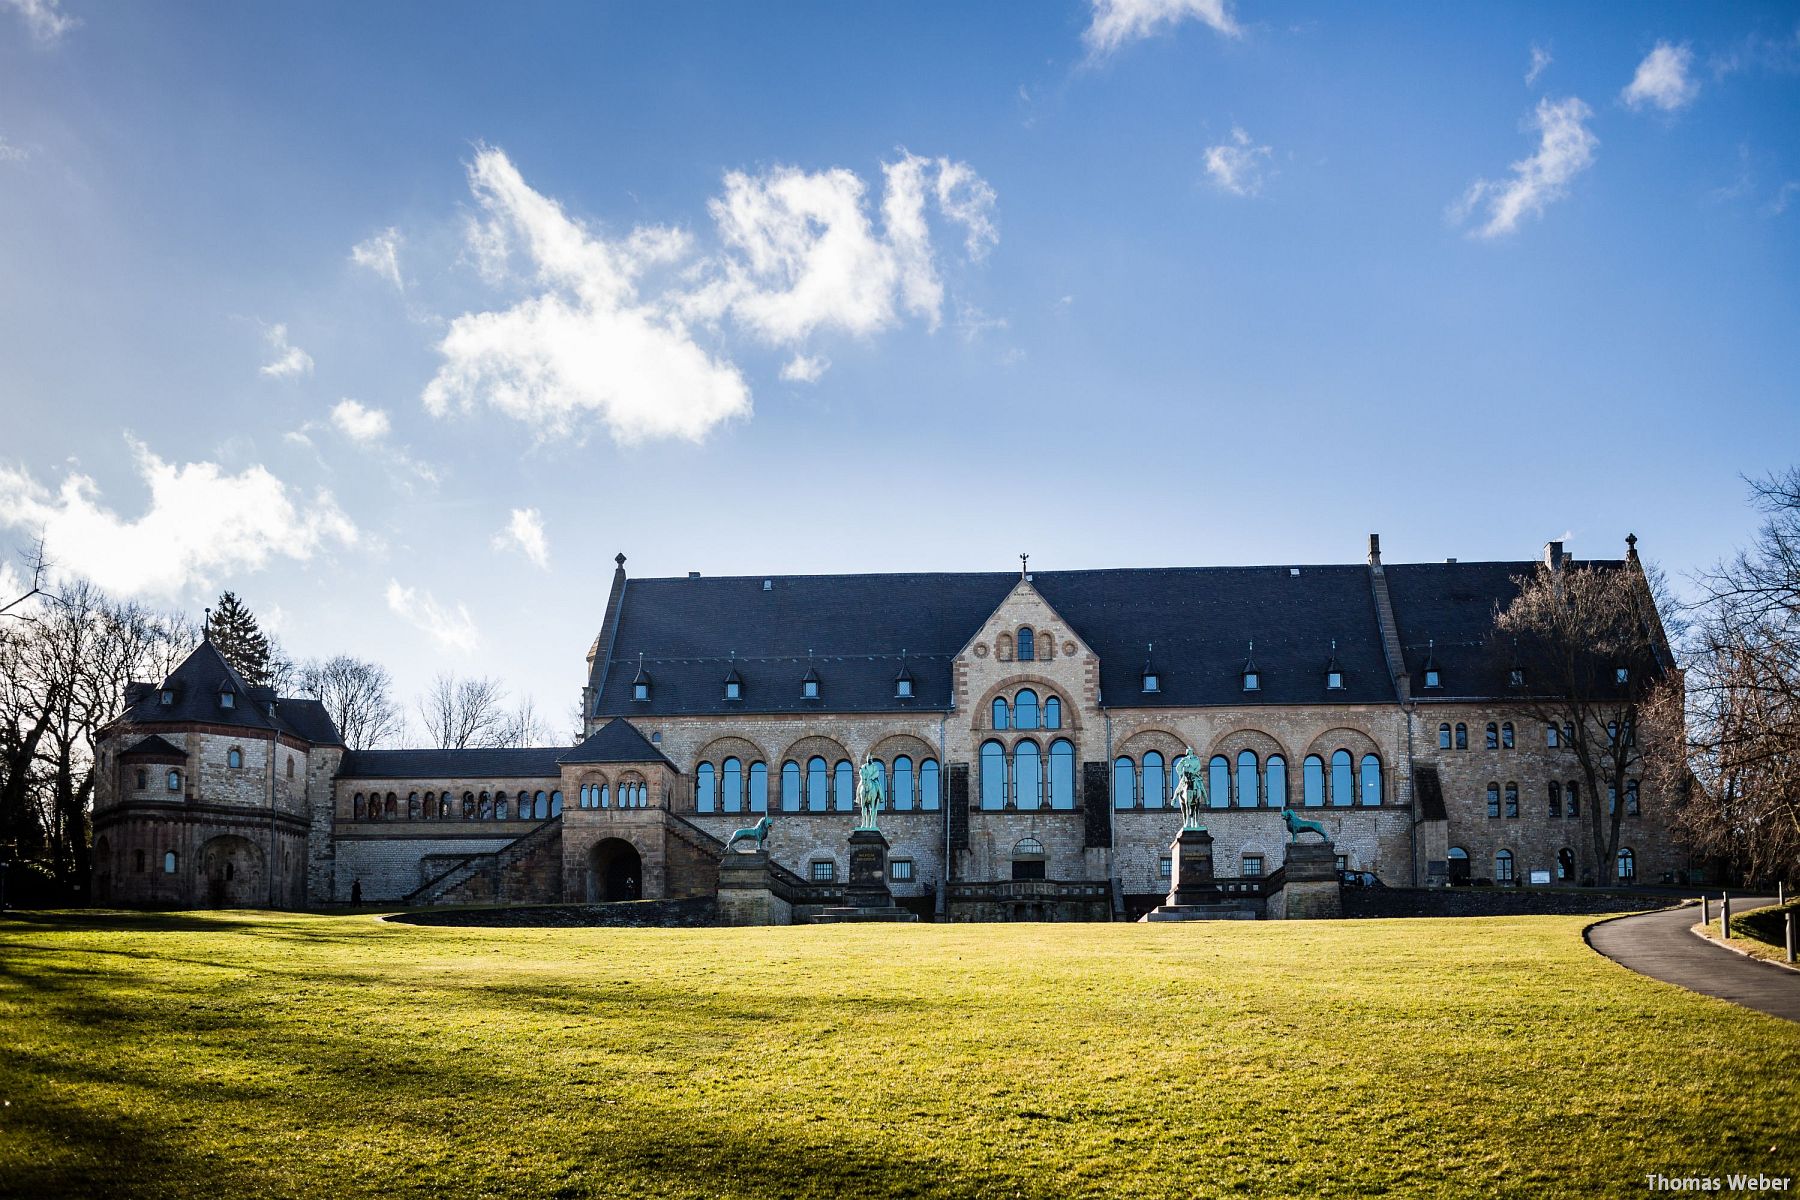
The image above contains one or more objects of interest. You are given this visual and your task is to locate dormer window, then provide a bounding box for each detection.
[802,664,821,700]
[1326,671,1344,690]
[1141,670,1160,694]
[633,682,650,702]
[896,677,913,699]
[1421,640,1440,689]
[1423,669,1441,689]
[725,681,741,700]
[1509,668,1525,688]
[218,689,235,710]
[159,688,175,706]
[631,655,651,702]
[1242,671,1259,692]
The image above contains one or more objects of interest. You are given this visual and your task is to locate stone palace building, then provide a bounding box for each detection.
[91,535,1688,918]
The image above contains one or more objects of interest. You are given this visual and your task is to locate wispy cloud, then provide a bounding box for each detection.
[491,507,549,569]
[1203,127,1273,196]
[0,135,28,164]
[330,399,391,444]
[260,323,314,379]
[779,354,828,384]
[1768,181,1800,217]
[1623,42,1699,112]
[350,227,404,290]
[1083,0,1238,57]
[385,580,478,652]
[0,437,357,598]
[2,0,77,46]
[1450,97,1597,239]
[1526,44,1553,87]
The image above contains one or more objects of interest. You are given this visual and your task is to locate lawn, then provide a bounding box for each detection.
[2,910,1797,1199]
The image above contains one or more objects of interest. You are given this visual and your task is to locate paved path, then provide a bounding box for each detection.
[1587,896,1800,1023]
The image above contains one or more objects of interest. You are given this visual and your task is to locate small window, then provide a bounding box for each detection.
[166,769,182,793]
[1504,783,1519,819]
[1495,849,1515,883]
[633,682,649,702]
[219,690,235,710]
[889,859,914,883]
[1485,723,1499,750]
[1616,847,1636,881]
[159,689,174,706]
[135,768,147,790]
[1454,723,1468,750]
[1437,723,1451,750]
[1243,670,1259,692]
[1334,854,1348,872]
[1142,671,1160,693]
[896,678,913,699]
[1566,781,1580,817]
[1615,666,1629,685]
[1423,668,1441,689]
[1625,780,1640,815]
[163,850,177,874]
[1158,856,1172,879]
[227,747,243,770]
[1501,723,1514,750]
[1509,668,1525,688]
[725,680,741,700]
[802,679,819,699]
[1486,784,1500,818]
[1017,627,1035,662]
[1548,781,1562,819]
[1327,670,1344,690]
[1546,724,1560,748]
[1242,854,1264,878]
[809,860,836,883]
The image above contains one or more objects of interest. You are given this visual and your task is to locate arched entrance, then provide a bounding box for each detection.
[199,835,266,907]
[591,838,642,902]
[1446,846,1471,887]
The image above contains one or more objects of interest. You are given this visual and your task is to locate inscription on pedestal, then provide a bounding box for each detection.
[844,828,893,910]
[1168,829,1218,907]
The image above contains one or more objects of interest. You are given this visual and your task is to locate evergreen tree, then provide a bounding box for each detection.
[206,591,271,687]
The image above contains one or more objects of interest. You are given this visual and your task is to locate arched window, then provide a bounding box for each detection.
[135,768,147,790]
[1143,751,1166,810]
[385,794,397,819]
[1495,849,1514,883]
[1360,755,1381,806]
[721,757,744,814]
[463,792,476,819]
[919,759,940,810]
[1015,740,1042,809]
[1114,756,1136,810]
[782,761,802,811]
[1049,740,1075,809]
[1501,722,1515,750]
[1044,696,1062,730]
[598,784,610,809]
[1438,723,1452,750]
[227,747,243,769]
[992,697,1009,730]
[549,790,562,816]
[422,791,435,818]
[1330,750,1353,807]
[1012,836,1046,880]
[163,850,177,874]
[996,632,1014,662]
[408,792,420,819]
[806,757,828,812]
[748,762,768,813]
[1504,783,1519,818]
[892,756,914,811]
[1566,780,1580,817]
[1266,755,1287,807]
[1208,755,1230,809]
[287,756,295,779]
[1015,689,1040,731]
[1486,784,1501,818]
[1558,847,1574,879]
[1546,724,1560,748]
[479,792,493,820]
[353,793,365,819]
[1484,722,1499,750]
[833,760,854,811]
[1548,781,1562,818]
[1236,752,1258,809]
[980,740,1008,810]
[167,769,182,793]
[1302,755,1325,807]
[1625,780,1640,815]
[1017,626,1035,662]
[1616,847,1635,881]
[1454,723,1468,750]
[696,762,717,813]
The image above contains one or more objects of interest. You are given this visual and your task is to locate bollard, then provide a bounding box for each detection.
[1781,881,1787,908]
[1721,893,1731,940]
[1788,909,1796,965]
[1701,895,1710,925]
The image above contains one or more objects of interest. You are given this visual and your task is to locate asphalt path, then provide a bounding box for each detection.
[1586,895,1800,1023]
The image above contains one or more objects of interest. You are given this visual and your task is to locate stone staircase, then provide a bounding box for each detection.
[405,817,564,906]
[664,812,831,906]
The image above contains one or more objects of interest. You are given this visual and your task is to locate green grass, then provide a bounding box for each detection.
[2,911,1797,1199]
[1719,899,1800,965]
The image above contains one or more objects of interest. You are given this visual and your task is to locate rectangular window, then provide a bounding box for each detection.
[809,860,835,883]
[889,859,914,883]
[1157,856,1172,879]
[1334,854,1348,872]
[1546,724,1559,748]
[1423,669,1440,689]
[1241,855,1264,878]
[803,680,819,699]
[1486,785,1500,818]
[1504,784,1519,819]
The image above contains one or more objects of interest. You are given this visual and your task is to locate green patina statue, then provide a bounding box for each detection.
[1171,746,1208,832]
[725,815,772,853]
[855,756,885,831]
[1283,808,1329,843]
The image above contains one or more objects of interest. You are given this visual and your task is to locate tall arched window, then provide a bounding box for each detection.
[1143,751,1166,809]
[806,757,828,811]
[1501,722,1515,749]
[833,760,854,811]
[1236,751,1258,809]
[1208,755,1230,809]
[1454,723,1468,750]
[1049,740,1075,809]
[992,697,1009,730]
[480,792,494,820]
[1487,784,1500,818]
[535,790,549,819]
[167,769,182,793]
[1014,689,1039,731]
[227,747,243,769]
[1566,780,1580,817]
[598,784,610,809]
[408,792,420,819]
[696,762,717,813]
[1302,755,1325,807]
[1359,755,1381,806]
[462,791,476,819]
[782,761,802,811]
[1504,782,1519,818]
[385,794,398,818]
[1017,626,1035,662]
[892,756,914,811]
[1438,723,1452,750]
[1495,849,1514,883]
[354,793,365,819]
[1266,755,1287,807]
[1015,740,1042,809]
[919,759,940,810]
[1114,756,1136,810]
[1616,847,1635,881]
[1044,697,1062,730]
[1485,722,1499,750]
[163,850,177,874]
[1330,750,1353,807]
[1548,781,1562,818]
[550,790,562,816]
[721,757,743,814]
[980,740,1007,810]
[748,762,768,813]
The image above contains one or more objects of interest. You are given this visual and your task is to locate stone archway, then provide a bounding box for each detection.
[591,838,643,903]
[198,835,266,908]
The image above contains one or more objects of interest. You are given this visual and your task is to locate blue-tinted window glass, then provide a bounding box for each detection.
[721,757,743,814]
[806,757,828,812]
[1015,689,1039,731]
[748,762,768,813]
[550,790,562,817]
[1044,696,1061,729]
[1015,741,1042,810]
[1236,751,1258,809]
[919,759,940,810]
[781,762,801,812]
[696,762,716,813]
[1114,756,1136,810]
[992,697,1009,730]
[1330,750,1353,807]
[1018,627,1035,661]
[1360,755,1381,806]
[1047,740,1075,809]
[1266,755,1287,807]
[893,756,914,811]
[1303,755,1325,807]
[980,741,1007,810]
[1208,756,1230,809]
[834,760,854,811]
[1143,751,1166,810]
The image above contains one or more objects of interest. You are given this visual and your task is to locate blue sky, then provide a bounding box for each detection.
[2,0,1797,739]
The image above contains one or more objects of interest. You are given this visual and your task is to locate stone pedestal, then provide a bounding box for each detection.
[808,829,918,923]
[1271,839,1341,920]
[1141,828,1260,920]
[717,850,791,926]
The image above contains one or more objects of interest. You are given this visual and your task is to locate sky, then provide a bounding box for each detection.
[1,0,1797,741]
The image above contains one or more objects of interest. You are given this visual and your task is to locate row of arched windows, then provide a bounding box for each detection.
[697,757,944,813]
[1456,846,1635,883]
[577,780,649,809]
[351,789,562,821]
[1438,722,1517,751]
[1112,750,1382,809]
[995,625,1052,663]
[1485,779,1639,819]
[980,739,1076,810]
[991,689,1064,732]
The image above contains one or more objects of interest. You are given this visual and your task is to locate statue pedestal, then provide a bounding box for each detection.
[717,850,791,926]
[1269,839,1341,920]
[1142,828,1260,921]
[808,829,918,923]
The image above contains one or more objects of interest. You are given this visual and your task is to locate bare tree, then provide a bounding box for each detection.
[497,696,552,748]
[416,673,510,750]
[298,656,403,750]
[0,535,51,622]
[1494,549,1678,884]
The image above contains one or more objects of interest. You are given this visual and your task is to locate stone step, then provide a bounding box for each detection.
[805,906,921,923]
[1141,903,1260,921]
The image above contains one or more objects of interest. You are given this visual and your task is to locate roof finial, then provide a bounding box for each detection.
[202,607,212,639]
[615,552,627,569]
[1020,552,1029,580]
[1625,532,1639,562]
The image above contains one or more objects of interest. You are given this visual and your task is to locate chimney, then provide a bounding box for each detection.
[1544,540,1564,570]
[688,571,701,579]
[1367,533,1382,568]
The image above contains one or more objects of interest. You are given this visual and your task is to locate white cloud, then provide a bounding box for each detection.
[350,227,404,290]
[330,399,391,444]
[1203,127,1273,196]
[1450,97,1598,239]
[1768,181,1800,217]
[1083,0,1238,56]
[1623,42,1699,112]
[0,438,357,599]
[779,354,828,383]
[491,507,550,568]
[1526,44,1553,87]
[3,0,77,46]
[385,579,478,652]
[260,323,314,379]
[0,136,27,163]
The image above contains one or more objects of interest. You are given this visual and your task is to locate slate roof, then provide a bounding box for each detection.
[560,718,675,767]
[337,747,569,779]
[119,734,186,759]
[117,639,345,746]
